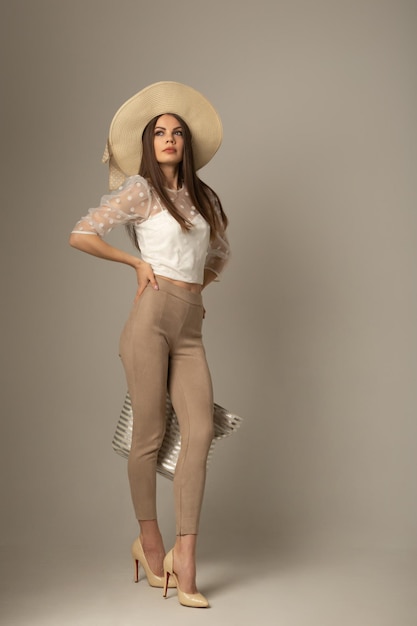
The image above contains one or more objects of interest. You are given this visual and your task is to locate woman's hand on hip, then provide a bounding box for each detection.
[134,261,159,302]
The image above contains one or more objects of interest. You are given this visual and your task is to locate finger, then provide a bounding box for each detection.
[149,273,159,290]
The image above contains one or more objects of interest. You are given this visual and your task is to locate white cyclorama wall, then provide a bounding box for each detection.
[1,0,416,557]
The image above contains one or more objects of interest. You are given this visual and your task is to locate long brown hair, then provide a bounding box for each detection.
[126,113,228,249]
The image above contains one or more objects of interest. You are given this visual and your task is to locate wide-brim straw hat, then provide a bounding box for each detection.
[102,81,223,189]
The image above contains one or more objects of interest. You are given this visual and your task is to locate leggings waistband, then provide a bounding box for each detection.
[153,277,203,306]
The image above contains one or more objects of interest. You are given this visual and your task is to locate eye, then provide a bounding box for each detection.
[174,130,183,136]
[154,130,164,136]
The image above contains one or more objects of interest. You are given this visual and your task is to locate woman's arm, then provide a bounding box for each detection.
[69,233,159,298]
[69,176,158,298]
[204,191,230,281]
[202,268,217,290]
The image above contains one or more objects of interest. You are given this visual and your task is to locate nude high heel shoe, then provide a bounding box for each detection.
[163,548,209,608]
[132,538,176,588]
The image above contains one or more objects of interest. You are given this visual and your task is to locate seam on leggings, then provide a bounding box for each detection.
[174,378,190,536]
[148,284,170,349]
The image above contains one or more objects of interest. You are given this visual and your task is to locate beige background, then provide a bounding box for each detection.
[1,1,416,624]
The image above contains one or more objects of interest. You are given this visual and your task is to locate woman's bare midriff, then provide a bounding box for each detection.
[155,275,202,294]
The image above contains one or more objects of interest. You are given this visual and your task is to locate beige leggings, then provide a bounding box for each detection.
[119,278,214,535]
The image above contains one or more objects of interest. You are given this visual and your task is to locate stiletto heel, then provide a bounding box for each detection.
[131,538,176,588]
[163,569,170,597]
[163,548,209,608]
[133,556,139,583]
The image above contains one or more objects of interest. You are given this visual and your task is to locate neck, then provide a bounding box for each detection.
[160,164,180,190]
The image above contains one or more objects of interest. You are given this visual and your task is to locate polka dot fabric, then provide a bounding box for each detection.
[71,175,230,283]
[72,176,153,237]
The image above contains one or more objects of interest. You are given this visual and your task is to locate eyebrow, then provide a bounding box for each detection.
[154,125,183,131]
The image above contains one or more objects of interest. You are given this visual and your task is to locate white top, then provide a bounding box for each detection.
[72,175,230,284]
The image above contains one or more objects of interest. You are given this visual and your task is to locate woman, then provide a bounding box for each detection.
[69,82,229,608]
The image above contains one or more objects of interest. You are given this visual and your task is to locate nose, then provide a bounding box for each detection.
[166,134,175,143]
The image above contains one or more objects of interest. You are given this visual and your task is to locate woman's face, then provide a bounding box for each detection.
[153,114,184,166]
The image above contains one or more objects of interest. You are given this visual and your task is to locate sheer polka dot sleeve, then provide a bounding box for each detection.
[204,196,230,278]
[71,176,152,237]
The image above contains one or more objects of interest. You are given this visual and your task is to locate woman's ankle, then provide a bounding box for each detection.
[139,520,164,550]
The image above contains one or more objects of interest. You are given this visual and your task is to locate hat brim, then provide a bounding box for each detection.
[108,81,223,176]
